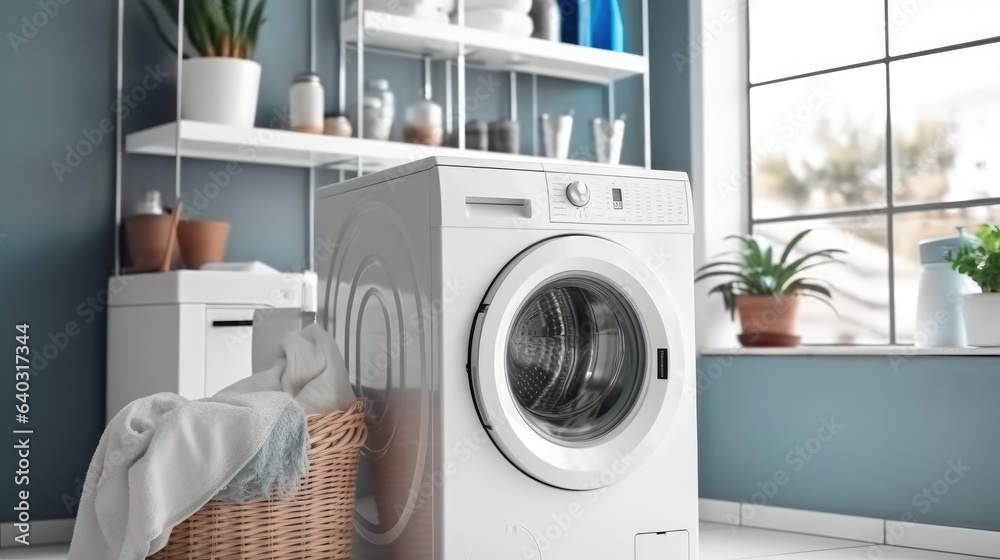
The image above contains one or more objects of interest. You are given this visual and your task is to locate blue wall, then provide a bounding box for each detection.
[0,0,689,521]
[698,354,1000,532]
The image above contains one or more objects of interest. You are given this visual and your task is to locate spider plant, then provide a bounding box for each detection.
[696,230,845,319]
[140,0,268,59]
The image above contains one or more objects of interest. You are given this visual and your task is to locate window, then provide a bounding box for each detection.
[747,0,1000,345]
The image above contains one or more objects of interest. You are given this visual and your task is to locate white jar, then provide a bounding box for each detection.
[290,73,324,134]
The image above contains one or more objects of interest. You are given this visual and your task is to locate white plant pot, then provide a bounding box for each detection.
[181,58,261,128]
[960,292,1000,347]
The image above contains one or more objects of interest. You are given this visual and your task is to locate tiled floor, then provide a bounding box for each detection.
[6,524,995,559]
[701,522,997,560]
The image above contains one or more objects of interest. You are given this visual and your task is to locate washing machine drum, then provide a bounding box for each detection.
[470,236,687,490]
[506,277,643,442]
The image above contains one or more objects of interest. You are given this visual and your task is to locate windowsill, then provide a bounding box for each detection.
[699,345,1000,357]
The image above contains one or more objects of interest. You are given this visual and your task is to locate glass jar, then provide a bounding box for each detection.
[404,99,444,146]
[289,73,324,134]
[465,120,488,151]
[362,79,395,140]
[323,113,353,137]
[488,119,520,154]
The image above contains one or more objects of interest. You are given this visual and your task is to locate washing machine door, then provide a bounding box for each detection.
[469,236,687,490]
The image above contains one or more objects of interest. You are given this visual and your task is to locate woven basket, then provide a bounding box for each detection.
[148,399,368,560]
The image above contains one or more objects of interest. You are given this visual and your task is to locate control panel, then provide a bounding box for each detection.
[546,172,690,226]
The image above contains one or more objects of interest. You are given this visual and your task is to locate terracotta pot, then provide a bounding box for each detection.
[125,214,182,272]
[737,294,800,337]
[177,220,230,269]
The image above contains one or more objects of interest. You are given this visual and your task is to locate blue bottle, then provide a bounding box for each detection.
[560,0,592,46]
[590,0,624,52]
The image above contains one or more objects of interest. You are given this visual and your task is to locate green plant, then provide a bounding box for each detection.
[141,0,268,59]
[695,230,845,319]
[946,225,1000,293]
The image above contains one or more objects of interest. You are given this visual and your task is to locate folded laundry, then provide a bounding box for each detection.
[350,0,455,20]
[460,7,535,36]
[462,0,531,14]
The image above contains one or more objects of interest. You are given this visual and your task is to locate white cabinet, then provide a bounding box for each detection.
[106,271,317,423]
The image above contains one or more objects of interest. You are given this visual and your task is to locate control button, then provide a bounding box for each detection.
[566,181,591,207]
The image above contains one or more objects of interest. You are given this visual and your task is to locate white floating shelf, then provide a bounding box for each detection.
[341,11,648,84]
[126,120,640,172]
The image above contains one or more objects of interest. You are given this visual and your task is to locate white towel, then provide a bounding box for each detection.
[215,323,356,415]
[68,391,297,560]
[69,324,357,560]
[460,8,534,36]
[350,0,455,20]
[463,0,531,14]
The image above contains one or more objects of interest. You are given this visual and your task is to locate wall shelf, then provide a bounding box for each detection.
[126,120,642,172]
[341,10,648,85]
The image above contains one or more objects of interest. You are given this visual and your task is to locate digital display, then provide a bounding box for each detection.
[612,188,623,210]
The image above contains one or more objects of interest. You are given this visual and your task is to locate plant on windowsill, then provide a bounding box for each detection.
[696,230,845,348]
[141,0,268,128]
[946,224,1000,347]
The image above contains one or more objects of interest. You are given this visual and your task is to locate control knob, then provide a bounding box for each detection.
[566,181,591,207]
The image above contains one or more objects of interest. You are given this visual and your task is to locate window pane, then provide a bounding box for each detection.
[751,66,888,220]
[754,216,890,345]
[888,0,1000,56]
[891,44,1000,206]
[749,0,885,83]
[893,206,1000,344]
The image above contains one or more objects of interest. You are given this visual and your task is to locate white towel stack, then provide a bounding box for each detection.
[352,0,455,24]
[457,0,534,36]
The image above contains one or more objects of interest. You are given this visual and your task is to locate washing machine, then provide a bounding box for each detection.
[316,157,697,560]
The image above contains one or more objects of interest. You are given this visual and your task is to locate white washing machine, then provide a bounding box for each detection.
[316,157,697,560]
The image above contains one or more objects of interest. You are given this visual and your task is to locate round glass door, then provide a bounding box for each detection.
[470,236,687,491]
[507,276,645,443]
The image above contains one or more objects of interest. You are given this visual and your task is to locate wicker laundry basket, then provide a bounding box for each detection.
[148,399,368,560]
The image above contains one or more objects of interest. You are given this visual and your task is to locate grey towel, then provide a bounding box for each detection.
[215,399,309,502]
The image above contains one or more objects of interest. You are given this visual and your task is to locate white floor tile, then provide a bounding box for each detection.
[749,544,997,560]
[701,524,869,560]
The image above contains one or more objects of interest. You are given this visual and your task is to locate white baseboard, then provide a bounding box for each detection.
[0,518,74,548]
[886,520,1000,558]
[698,498,740,526]
[740,503,883,543]
[700,500,1000,557]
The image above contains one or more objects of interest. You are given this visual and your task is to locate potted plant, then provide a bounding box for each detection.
[142,0,268,127]
[946,224,1000,347]
[696,230,844,347]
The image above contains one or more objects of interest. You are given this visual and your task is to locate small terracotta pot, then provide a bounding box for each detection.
[125,214,182,272]
[737,294,800,337]
[177,220,230,269]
